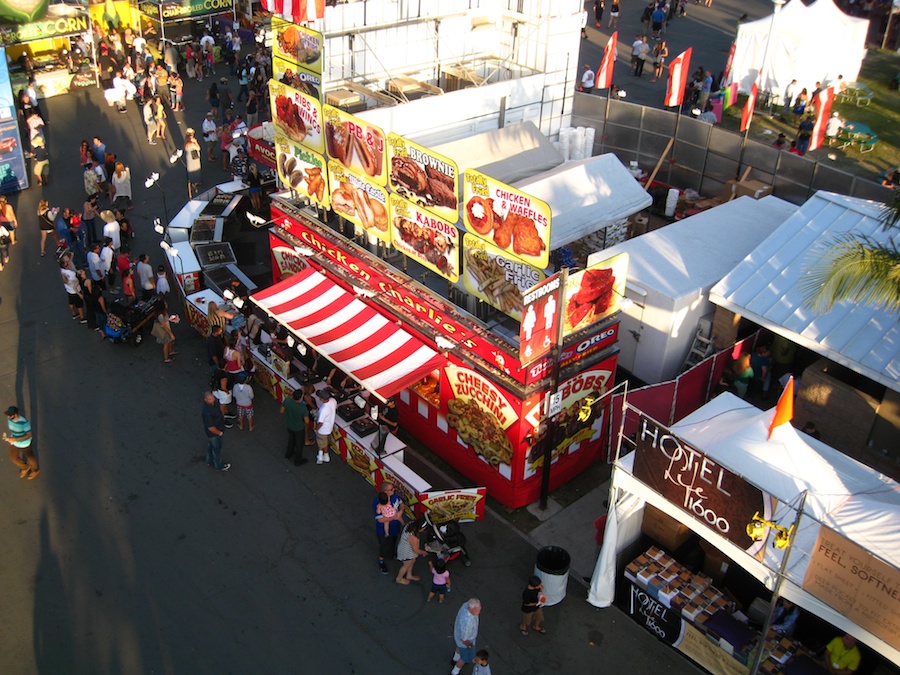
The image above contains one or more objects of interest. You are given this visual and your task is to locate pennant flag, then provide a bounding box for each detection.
[808,87,835,152]
[768,376,794,440]
[664,48,692,108]
[740,82,759,132]
[262,0,325,23]
[722,42,736,82]
[597,32,618,90]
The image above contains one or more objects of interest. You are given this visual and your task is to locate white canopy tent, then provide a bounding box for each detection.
[728,0,868,98]
[590,392,900,665]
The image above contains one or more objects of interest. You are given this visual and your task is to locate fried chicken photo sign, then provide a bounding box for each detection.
[463,169,551,269]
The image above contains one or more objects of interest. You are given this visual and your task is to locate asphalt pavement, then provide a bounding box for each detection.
[0,64,706,674]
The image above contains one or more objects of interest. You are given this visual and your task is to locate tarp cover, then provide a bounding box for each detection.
[513,154,652,250]
[728,0,868,97]
[251,267,445,399]
[431,121,564,185]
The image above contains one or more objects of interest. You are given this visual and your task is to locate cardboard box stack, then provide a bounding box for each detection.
[627,548,730,620]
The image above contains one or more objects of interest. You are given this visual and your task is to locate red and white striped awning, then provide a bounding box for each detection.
[251,267,445,399]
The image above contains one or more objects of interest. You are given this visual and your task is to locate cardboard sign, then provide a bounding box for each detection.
[416,487,487,522]
[272,55,321,100]
[323,105,387,186]
[390,194,459,282]
[328,160,390,242]
[269,79,324,154]
[803,527,900,651]
[463,234,544,323]
[387,133,459,222]
[563,252,628,338]
[463,169,551,269]
[272,16,322,75]
[275,132,330,208]
[633,416,770,552]
[519,273,561,366]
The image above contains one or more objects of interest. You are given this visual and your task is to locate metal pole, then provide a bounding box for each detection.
[601,87,611,153]
[882,8,894,51]
[538,267,569,510]
[748,490,809,675]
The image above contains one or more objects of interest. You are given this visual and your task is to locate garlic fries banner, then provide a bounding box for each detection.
[275,133,330,209]
[462,234,544,322]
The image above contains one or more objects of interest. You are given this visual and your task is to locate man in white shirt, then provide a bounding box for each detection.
[60,262,86,322]
[132,34,146,60]
[87,243,105,289]
[581,65,595,94]
[780,79,797,120]
[202,111,218,161]
[101,211,121,251]
[136,254,155,301]
[825,112,843,141]
[100,237,117,294]
[315,388,338,464]
[200,31,215,53]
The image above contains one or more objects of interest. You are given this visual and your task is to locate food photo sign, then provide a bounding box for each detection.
[273,56,321,100]
[275,132,329,208]
[323,105,387,186]
[272,16,322,75]
[390,194,459,282]
[563,252,629,338]
[463,169,551,269]
[462,234,544,323]
[387,133,458,222]
[441,365,519,480]
[328,160,390,242]
[269,79,324,155]
[415,487,488,522]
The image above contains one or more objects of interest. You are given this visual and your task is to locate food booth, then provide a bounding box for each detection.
[136,0,237,52]
[590,392,900,672]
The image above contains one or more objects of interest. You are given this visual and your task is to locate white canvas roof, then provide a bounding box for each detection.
[729,0,868,96]
[431,121,564,185]
[595,195,796,301]
[711,191,900,393]
[512,154,652,250]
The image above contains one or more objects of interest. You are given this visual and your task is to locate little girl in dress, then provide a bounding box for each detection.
[376,492,396,535]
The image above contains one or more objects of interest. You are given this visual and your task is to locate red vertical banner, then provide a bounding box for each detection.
[597,31,618,90]
[722,42,736,82]
[740,82,758,132]
[809,87,835,152]
[664,48,692,108]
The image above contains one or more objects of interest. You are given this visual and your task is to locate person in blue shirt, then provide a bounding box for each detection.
[771,597,800,636]
[5,406,39,479]
[91,136,107,163]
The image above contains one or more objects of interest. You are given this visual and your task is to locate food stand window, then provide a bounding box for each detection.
[137,0,237,51]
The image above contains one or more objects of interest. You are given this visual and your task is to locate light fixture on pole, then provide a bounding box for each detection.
[246,213,276,228]
[145,172,170,223]
[160,239,184,281]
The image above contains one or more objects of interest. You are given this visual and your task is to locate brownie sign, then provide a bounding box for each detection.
[633,416,769,552]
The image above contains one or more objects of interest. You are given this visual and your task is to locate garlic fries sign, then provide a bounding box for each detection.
[328,160,390,243]
[390,194,460,283]
[269,80,324,154]
[417,487,487,522]
[387,133,459,222]
[462,233,544,322]
[275,132,330,209]
[463,169,551,269]
[323,105,387,186]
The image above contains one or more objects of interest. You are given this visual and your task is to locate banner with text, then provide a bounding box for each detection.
[276,133,329,209]
[463,169,551,269]
[328,160,390,242]
[415,487,488,522]
[269,79,324,155]
[803,526,900,651]
[323,105,387,186]
[633,416,771,553]
[390,194,459,282]
[272,16,322,76]
[463,234,544,324]
[387,133,459,222]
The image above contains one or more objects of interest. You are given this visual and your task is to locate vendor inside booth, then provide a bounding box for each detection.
[137,0,236,56]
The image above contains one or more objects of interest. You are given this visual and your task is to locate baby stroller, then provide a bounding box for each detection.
[104,296,163,345]
[421,511,471,567]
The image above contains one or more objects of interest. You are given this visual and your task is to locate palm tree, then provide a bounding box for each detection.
[801,188,900,313]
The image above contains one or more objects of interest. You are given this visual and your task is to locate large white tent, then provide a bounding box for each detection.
[590,393,900,665]
[728,0,868,98]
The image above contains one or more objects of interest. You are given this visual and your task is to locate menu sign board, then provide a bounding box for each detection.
[803,527,900,651]
[390,194,459,282]
[463,169,551,269]
[272,16,323,75]
[387,133,458,222]
[273,56,321,100]
[416,487,488,522]
[0,10,88,46]
[519,273,561,367]
[463,234,543,323]
[323,105,387,186]
[563,253,628,338]
[633,416,770,553]
[328,160,389,242]
[195,242,236,268]
[442,365,519,479]
[269,79,324,154]
[276,132,330,208]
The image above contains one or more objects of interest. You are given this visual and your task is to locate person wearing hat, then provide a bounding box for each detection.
[101,210,121,251]
[5,406,38,479]
[314,388,337,464]
[202,110,218,161]
[31,135,49,186]
[230,145,249,181]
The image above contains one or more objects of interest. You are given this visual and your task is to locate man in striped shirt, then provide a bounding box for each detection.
[5,406,39,479]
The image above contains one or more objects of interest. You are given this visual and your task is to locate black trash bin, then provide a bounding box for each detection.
[533,546,570,607]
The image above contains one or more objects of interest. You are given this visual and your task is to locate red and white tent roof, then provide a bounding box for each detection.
[251,267,445,399]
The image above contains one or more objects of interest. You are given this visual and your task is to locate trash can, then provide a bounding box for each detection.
[533,546,570,607]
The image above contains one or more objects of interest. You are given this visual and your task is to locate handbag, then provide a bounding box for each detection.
[150,318,167,340]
